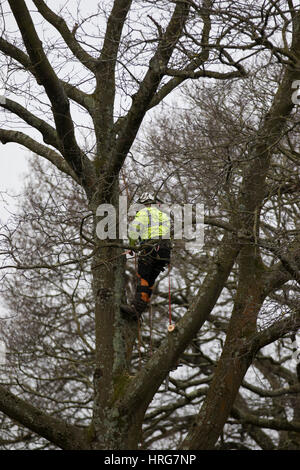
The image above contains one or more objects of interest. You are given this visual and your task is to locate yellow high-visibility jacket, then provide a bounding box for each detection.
[128,206,170,246]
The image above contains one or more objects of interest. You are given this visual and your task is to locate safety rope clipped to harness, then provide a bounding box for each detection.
[167,263,175,333]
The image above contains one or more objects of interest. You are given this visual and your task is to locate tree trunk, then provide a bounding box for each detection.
[181,243,265,449]
[88,181,142,449]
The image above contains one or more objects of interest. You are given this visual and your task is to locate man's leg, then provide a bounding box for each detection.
[132,254,154,316]
[132,241,171,316]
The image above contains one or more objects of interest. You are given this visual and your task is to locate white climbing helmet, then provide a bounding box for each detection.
[138,192,156,204]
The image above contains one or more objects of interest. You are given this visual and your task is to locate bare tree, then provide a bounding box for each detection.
[137,71,300,449]
[0,0,300,450]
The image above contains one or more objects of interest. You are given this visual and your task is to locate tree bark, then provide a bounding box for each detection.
[0,385,88,450]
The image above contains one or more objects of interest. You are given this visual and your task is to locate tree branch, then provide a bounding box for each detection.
[164,68,246,80]
[232,405,300,433]
[251,313,300,354]
[7,0,95,192]
[0,129,79,182]
[233,393,276,450]
[0,36,94,113]
[93,0,133,158]
[0,97,60,150]
[260,260,292,296]
[0,384,88,449]
[242,380,300,398]
[32,0,97,72]
[112,0,191,176]
[147,0,217,110]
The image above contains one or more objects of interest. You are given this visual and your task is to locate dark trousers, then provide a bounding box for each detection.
[133,239,171,315]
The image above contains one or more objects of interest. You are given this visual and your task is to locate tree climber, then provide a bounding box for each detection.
[128,193,172,317]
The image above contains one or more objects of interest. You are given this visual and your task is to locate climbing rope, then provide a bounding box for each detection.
[137,315,142,371]
[168,263,172,326]
[149,299,153,357]
[168,263,175,332]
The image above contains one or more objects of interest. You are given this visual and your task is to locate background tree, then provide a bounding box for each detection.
[0,0,300,450]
